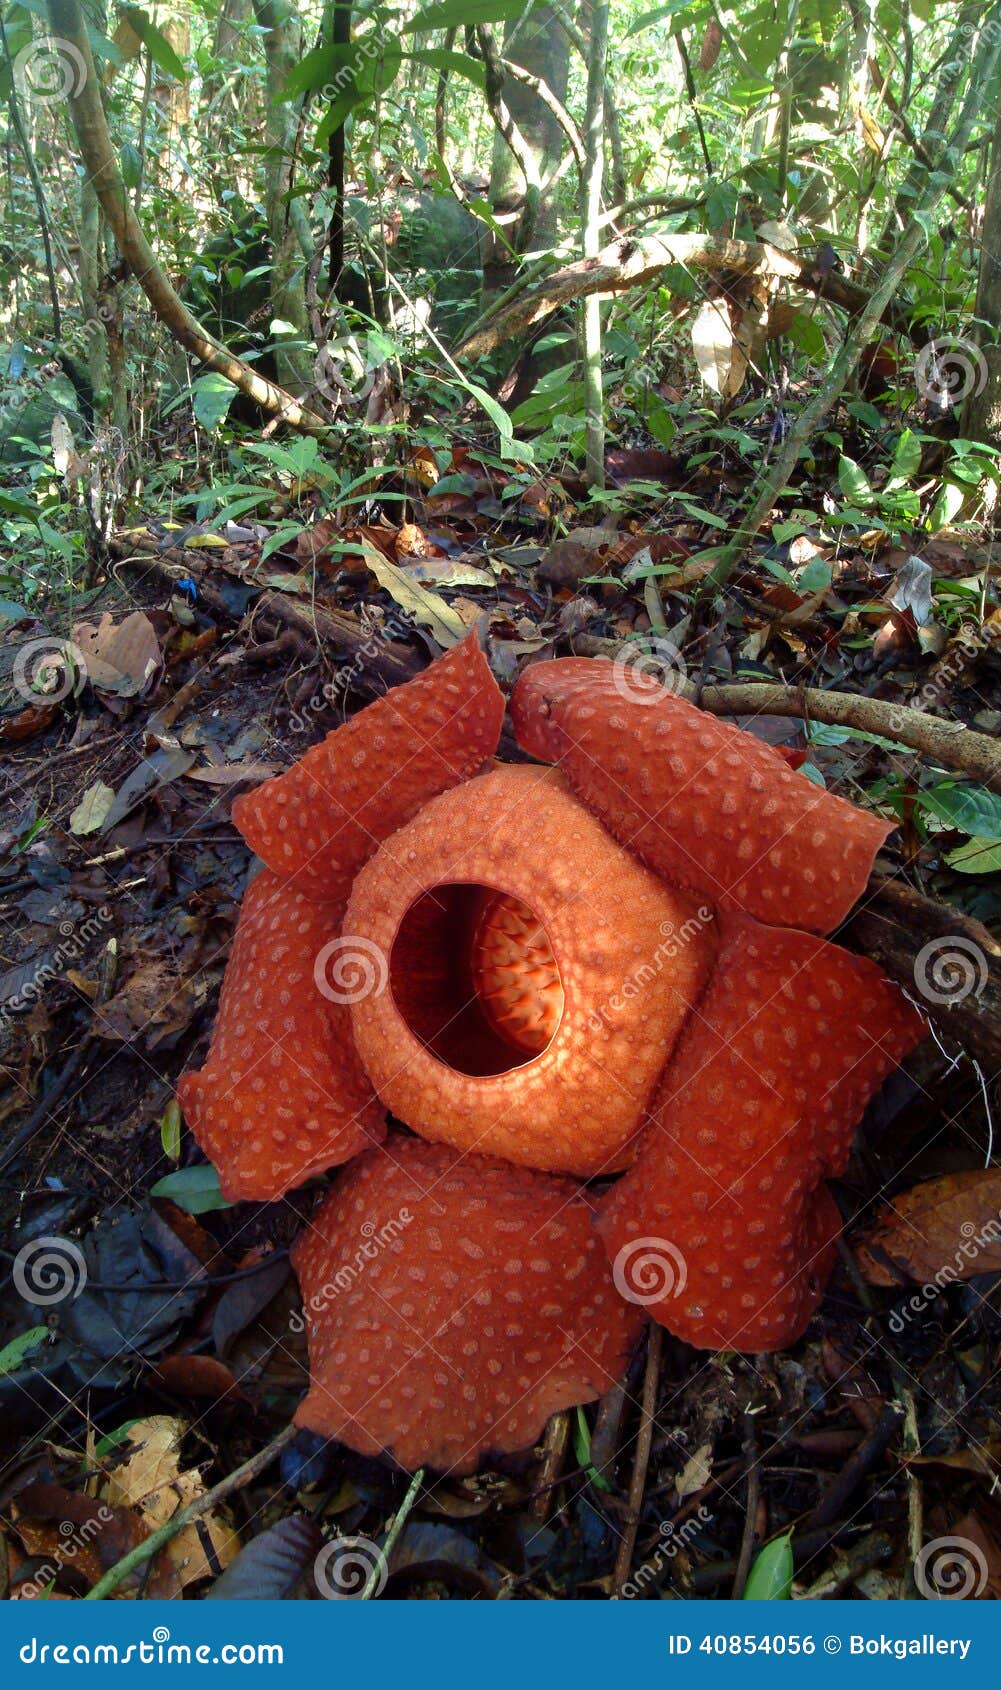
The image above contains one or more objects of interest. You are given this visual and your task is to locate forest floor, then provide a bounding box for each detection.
[1,431,1000,1600]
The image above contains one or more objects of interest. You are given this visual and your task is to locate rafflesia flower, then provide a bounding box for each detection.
[178,633,925,1474]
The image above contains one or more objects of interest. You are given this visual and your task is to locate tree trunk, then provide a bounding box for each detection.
[963,80,1001,446]
[253,0,312,391]
[482,3,570,299]
[46,0,332,437]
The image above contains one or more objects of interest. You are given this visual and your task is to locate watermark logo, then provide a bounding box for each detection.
[611,635,688,705]
[13,1236,87,1306]
[914,1535,988,1600]
[616,1505,714,1598]
[313,936,388,1005]
[613,1237,688,1306]
[12,638,87,705]
[290,1207,412,1334]
[914,936,988,1006]
[13,37,87,105]
[313,335,378,407]
[914,337,987,408]
[314,1535,387,1599]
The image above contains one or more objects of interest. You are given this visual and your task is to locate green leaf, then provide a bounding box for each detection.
[838,454,873,505]
[785,311,828,361]
[406,0,535,30]
[928,481,965,531]
[160,1098,182,1162]
[122,8,187,79]
[120,141,142,189]
[0,1326,48,1377]
[192,373,238,433]
[572,1406,612,1492]
[891,427,922,481]
[920,782,1001,839]
[743,1532,794,1599]
[406,47,486,90]
[797,558,832,593]
[150,1163,235,1214]
[945,837,1001,874]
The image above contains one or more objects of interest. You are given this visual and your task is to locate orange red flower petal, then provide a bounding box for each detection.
[233,632,505,903]
[177,869,384,1201]
[511,658,892,934]
[597,915,925,1351]
[292,1134,644,1474]
[345,765,714,1176]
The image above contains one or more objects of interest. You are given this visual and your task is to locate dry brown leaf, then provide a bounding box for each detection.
[72,611,162,698]
[103,1417,239,1588]
[855,1169,1001,1288]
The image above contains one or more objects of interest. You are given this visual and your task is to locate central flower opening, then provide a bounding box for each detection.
[389,883,565,1078]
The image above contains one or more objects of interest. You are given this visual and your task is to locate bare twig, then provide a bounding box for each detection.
[85,1424,297,1599]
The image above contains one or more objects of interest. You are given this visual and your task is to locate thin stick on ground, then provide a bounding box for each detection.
[613,1323,662,1597]
[362,1467,425,1598]
[85,1424,297,1600]
[730,1414,761,1599]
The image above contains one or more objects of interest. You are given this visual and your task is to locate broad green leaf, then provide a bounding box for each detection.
[407,0,535,31]
[150,1163,235,1214]
[928,482,965,531]
[920,782,1001,839]
[122,8,187,79]
[891,427,922,481]
[797,558,832,592]
[945,836,1001,874]
[838,454,873,504]
[743,1531,794,1599]
[0,1326,48,1377]
[406,47,486,91]
[120,141,142,189]
[192,373,238,433]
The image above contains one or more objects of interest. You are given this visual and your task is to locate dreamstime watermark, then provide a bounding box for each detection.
[288,613,410,734]
[914,337,987,409]
[613,1237,688,1306]
[313,334,379,407]
[616,1505,714,1598]
[290,1207,412,1334]
[14,1507,115,1600]
[913,935,988,1006]
[12,1235,87,1306]
[611,634,688,704]
[313,935,388,1005]
[314,1534,387,1599]
[886,618,1000,735]
[12,637,88,705]
[888,1211,1001,1333]
[1,905,113,1029]
[913,1534,988,1600]
[13,36,87,106]
[587,908,714,1034]
[2,303,118,426]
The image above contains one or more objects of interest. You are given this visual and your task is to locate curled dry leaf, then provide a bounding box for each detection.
[855,1169,1001,1287]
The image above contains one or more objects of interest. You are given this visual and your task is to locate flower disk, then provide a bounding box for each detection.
[345,765,715,1176]
[233,632,505,903]
[177,869,384,1201]
[292,1135,645,1474]
[511,658,893,934]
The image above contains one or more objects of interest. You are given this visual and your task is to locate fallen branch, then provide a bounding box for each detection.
[455,227,930,362]
[697,682,1001,793]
